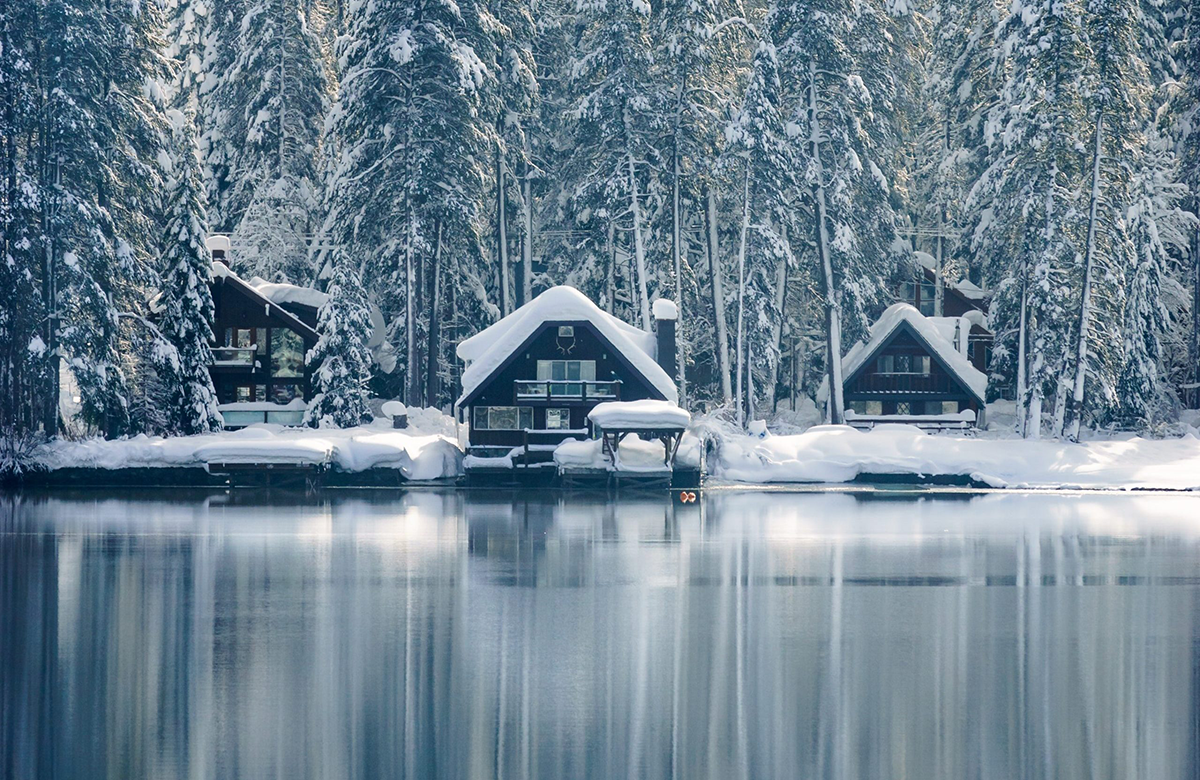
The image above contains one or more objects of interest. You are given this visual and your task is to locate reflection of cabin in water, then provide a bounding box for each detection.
[455,287,679,468]
[823,303,989,428]
[205,236,326,426]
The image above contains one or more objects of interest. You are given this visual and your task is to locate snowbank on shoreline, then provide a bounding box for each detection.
[36,411,463,481]
[714,424,1200,490]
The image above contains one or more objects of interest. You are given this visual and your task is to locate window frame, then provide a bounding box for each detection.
[473,406,534,431]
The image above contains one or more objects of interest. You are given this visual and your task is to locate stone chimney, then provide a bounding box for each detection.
[652,298,678,386]
[206,235,231,266]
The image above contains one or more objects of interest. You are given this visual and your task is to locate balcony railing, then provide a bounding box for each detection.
[514,380,621,401]
[211,346,258,367]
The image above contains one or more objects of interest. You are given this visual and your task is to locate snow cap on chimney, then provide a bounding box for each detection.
[652,298,678,321]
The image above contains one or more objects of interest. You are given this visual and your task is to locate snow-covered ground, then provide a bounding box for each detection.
[713,423,1200,490]
[36,407,462,481]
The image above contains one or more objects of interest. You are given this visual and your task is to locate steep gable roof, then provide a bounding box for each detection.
[456,286,677,406]
[210,262,320,342]
[821,303,987,404]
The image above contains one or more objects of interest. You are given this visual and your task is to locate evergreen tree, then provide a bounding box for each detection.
[561,0,662,330]
[772,0,901,424]
[304,249,373,427]
[1063,0,1158,439]
[208,0,328,244]
[318,0,499,406]
[969,0,1089,438]
[1176,3,1200,408]
[0,0,47,437]
[158,109,223,435]
[725,40,796,424]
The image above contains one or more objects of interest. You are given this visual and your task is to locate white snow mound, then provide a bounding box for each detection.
[588,400,690,429]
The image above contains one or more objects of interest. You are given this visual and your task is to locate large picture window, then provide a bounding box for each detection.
[473,406,534,430]
[536,360,596,382]
[272,329,305,378]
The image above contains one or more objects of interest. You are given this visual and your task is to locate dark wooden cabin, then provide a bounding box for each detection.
[206,240,321,419]
[456,287,678,465]
[839,305,988,424]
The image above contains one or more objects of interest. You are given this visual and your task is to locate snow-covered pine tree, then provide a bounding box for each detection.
[1175,3,1200,408]
[318,0,499,406]
[772,0,901,424]
[34,0,174,437]
[725,40,796,425]
[165,0,211,109]
[1062,0,1157,440]
[562,0,662,331]
[304,248,372,427]
[1116,132,1193,427]
[488,0,539,316]
[913,0,1001,302]
[0,0,48,437]
[968,0,1089,438]
[208,0,328,258]
[656,0,745,407]
[158,108,223,435]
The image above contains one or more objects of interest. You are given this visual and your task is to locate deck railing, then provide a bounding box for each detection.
[211,346,258,366]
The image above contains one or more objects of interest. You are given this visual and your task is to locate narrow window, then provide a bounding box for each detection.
[546,408,571,429]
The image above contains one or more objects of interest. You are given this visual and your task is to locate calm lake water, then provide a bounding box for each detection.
[2,488,1198,780]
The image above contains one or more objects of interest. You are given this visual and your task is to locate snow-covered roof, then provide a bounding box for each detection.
[247,276,329,310]
[911,251,991,301]
[456,286,677,406]
[588,400,691,430]
[821,303,987,404]
[210,262,319,341]
[952,279,987,300]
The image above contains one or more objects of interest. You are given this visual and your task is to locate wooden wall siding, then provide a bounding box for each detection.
[844,329,979,409]
[466,320,663,449]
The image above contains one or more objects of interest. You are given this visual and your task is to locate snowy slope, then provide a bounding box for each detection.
[715,424,1200,490]
[456,286,677,405]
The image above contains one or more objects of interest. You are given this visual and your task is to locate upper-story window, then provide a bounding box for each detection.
[536,360,596,382]
[877,354,931,375]
[272,329,305,378]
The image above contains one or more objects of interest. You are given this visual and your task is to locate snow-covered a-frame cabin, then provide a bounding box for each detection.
[822,303,989,429]
[456,287,679,467]
[206,237,326,427]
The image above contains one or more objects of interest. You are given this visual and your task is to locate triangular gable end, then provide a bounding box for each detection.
[456,319,670,409]
[844,319,986,406]
[214,270,320,342]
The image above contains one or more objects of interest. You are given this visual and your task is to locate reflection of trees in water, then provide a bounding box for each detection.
[1,491,1198,779]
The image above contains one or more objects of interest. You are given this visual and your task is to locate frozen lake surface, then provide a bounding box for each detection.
[3,488,1198,779]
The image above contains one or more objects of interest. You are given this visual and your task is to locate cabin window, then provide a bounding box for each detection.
[545,409,571,430]
[848,401,883,415]
[933,401,959,415]
[896,402,912,415]
[474,406,534,430]
[558,326,574,337]
[536,360,596,382]
[272,329,305,378]
[877,354,930,375]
